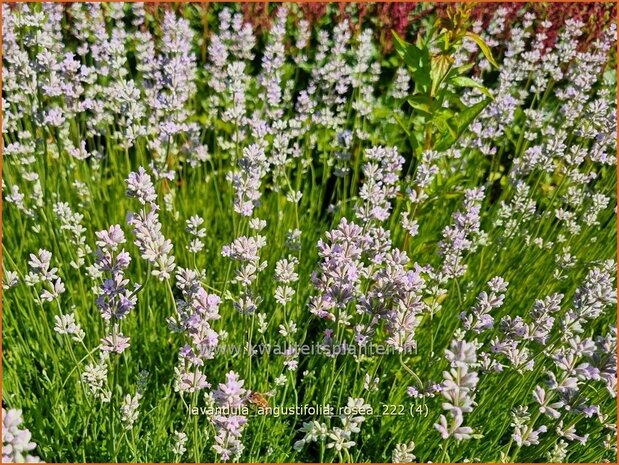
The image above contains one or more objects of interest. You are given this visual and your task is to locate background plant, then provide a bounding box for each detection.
[2,2,617,463]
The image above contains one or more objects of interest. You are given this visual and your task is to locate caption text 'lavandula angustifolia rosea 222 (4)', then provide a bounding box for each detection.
[1,2,617,463]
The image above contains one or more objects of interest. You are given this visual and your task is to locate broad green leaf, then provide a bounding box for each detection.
[434,98,491,151]
[407,95,433,115]
[392,31,423,71]
[464,31,499,68]
[392,31,410,58]
[437,107,456,120]
[452,98,491,132]
[450,75,494,99]
[431,114,457,139]
[392,31,431,92]
[415,30,426,49]
[454,62,475,74]
[430,54,453,96]
[372,105,391,119]
[412,63,432,94]
[442,90,465,110]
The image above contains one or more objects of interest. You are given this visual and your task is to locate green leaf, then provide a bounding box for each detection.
[449,75,494,99]
[298,62,314,72]
[412,65,432,95]
[464,31,499,68]
[392,31,410,59]
[407,95,433,115]
[392,31,425,71]
[454,62,475,74]
[431,114,457,139]
[434,98,491,151]
[372,105,391,119]
[430,54,454,96]
[394,113,419,154]
[442,90,465,110]
[392,30,431,93]
[452,98,491,132]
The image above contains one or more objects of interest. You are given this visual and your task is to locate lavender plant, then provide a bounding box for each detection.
[2,2,616,463]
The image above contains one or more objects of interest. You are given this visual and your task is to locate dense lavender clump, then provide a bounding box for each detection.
[1,3,616,463]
